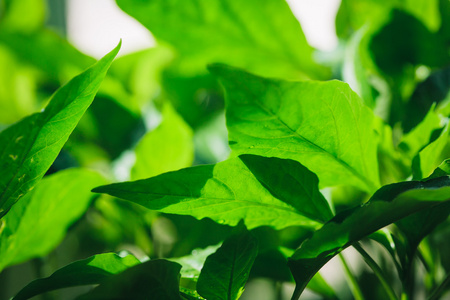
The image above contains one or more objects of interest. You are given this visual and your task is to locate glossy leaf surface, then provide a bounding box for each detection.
[13,253,140,300]
[0,42,120,218]
[197,227,258,300]
[94,155,332,230]
[288,176,450,296]
[211,65,380,192]
[0,168,107,271]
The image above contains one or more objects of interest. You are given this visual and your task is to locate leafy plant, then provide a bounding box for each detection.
[1,0,449,299]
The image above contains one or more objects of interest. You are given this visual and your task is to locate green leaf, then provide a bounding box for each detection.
[398,104,443,159]
[116,0,328,80]
[0,41,120,218]
[93,155,332,230]
[412,122,449,179]
[197,227,258,300]
[12,253,140,300]
[210,64,380,192]
[0,168,107,271]
[131,102,194,180]
[75,259,182,300]
[0,0,46,32]
[171,244,220,280]
[288,176,450,297]
[428,159,450,179]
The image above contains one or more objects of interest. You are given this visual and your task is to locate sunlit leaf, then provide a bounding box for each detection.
[0,41,120,217]
[0,169,107,271]
[197,226,258,300]
[94,155,332,230]
[210,64,380,192]
[12,253,140,300]
[116,0,328,80]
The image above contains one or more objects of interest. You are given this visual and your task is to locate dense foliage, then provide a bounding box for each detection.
[1,0,449,299]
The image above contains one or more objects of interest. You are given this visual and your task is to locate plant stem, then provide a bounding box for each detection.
[339,253,365,300]
[353,243,398,300]
[428,272,450,300]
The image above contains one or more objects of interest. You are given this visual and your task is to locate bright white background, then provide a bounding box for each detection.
[67,0,341,58]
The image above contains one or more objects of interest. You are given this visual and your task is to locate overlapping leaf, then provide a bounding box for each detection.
[197,227,258,300]
[94,155,333,230]
[288,176,450,297]
[0,42,120,218]
[13,253,140,300]
[210,65,380,192]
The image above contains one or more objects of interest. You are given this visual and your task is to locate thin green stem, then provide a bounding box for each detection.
[353,243,398,300]
[339,253,365,300]
[428,272,450,300]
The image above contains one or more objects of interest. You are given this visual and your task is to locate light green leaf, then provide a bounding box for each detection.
[412,122,450,179]
[116,0,328,80]
[399,104,443,159]
[75,259,182,300]
[197,227,258,300]
[171,244,220,279]
[288,176,450,297]
[210,65,380,192]
[0,0,46,32]
[0,41,120,218]
[94,155,332,230]
[12,252,140,300]
[0,168,107,271]
[131,102,194,180]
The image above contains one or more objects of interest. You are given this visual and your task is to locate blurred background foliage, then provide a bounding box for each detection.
[0,0,449,299]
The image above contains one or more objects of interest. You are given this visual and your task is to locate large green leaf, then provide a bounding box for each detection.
[93,155,332,230]
[0,41,120,218]
[412,122,449,179]
[75,259,182,300]
[12,253,140,300]
[210,65,380,192]
[131,102,194,180]
[115,0,328,80]
[288,176,450,297]
[197,227,258,300]
[0,168,107,271]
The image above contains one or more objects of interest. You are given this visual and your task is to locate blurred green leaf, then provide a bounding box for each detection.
[288,176,450,296]
[412,122,449,179]
[12,252,140,300]
[131,102,194,180]
[116,0,328,80]
[171,245,220,280]
[336,0,441,38]
[0,0,46,32]
[197,226,258,300]
[0,168,107,271]
[76,259,182,300]
[93,155,332,230]
[0,42,120,218]
[211,64,380,192]
[398,104,443,159]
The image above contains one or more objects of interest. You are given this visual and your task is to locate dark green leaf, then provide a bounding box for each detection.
[197,227,258,300]
[116,0,328,80]
[76,259,182,300]
[0,42,120,218]
[94,155,332,230]
[12,253,140,300]
[210,64,380,192]
[0,168,107,271]
[288,176,450,297]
